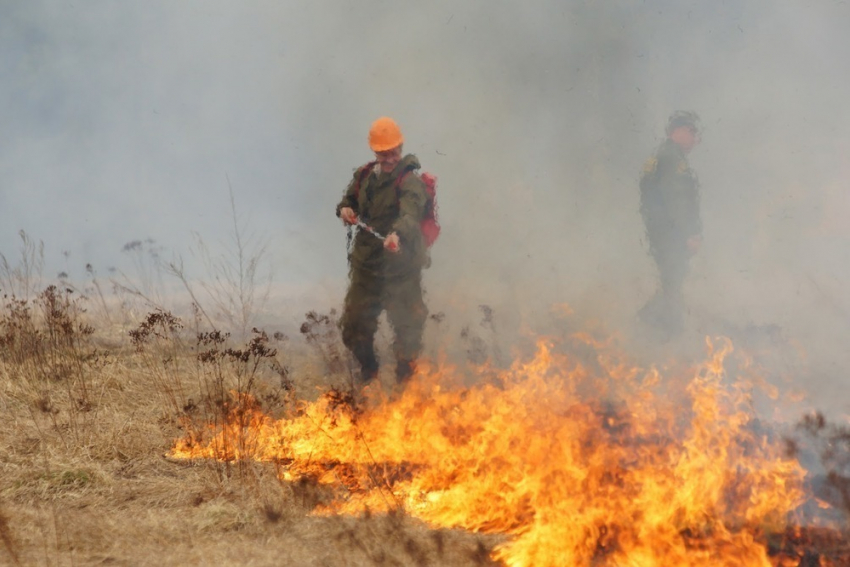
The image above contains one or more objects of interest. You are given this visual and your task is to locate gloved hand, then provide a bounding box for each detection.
[384,232,400,253]
[339,207,357,225]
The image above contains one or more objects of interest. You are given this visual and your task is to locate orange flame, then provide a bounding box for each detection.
[171,336,806,566]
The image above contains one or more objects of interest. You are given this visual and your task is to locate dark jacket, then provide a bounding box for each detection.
[639,139,702,254]
[337,154,429,277]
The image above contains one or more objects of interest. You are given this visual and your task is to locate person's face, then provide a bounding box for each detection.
[670,125,700,153]
[375,145,402,170]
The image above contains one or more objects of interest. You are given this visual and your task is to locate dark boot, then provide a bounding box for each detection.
[395,359,416,384]
[353,347,379,384]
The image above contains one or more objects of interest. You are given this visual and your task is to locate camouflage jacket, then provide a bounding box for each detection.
[336,154,429,277]
[639,139,702,252]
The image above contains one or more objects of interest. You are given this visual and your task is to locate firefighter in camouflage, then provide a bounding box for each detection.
[336,117,430,385]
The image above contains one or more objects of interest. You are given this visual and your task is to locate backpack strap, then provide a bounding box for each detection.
[352,161,378,200]
[394,170,413,192]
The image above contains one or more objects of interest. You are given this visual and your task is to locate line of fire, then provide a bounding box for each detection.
[169,323,850,566]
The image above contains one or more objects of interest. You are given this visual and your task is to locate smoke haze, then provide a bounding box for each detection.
[1,1,848,416]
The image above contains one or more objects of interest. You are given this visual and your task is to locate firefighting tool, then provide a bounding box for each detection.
[356,219,385,240]
[347,219,400,253]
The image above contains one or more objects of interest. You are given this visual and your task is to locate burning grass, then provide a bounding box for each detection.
[0,287,514,565]
[170,332,848,566]
[0,285,848,566]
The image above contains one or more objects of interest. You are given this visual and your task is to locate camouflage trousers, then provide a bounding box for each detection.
[340,266,428,383]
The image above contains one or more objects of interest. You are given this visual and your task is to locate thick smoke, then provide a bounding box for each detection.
[1,1,848,416]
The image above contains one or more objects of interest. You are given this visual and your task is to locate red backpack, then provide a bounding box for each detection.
[354,161,441,247]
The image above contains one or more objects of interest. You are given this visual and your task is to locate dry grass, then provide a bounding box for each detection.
[0,287,504,567]
[3,281,847,566]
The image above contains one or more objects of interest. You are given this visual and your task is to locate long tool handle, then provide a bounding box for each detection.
[356,220,385,240]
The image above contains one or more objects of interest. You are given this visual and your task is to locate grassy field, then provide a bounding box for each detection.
[1,281,848,566]
[0,284,508,567]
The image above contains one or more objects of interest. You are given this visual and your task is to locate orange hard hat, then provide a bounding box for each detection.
[368,117,404,151]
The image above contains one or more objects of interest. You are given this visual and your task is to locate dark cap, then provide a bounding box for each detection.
[666,110,701,135]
